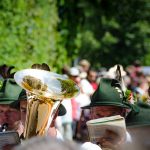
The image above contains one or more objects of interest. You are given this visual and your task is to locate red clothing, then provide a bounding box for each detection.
[90,82,98,91]
[71,98,79,120]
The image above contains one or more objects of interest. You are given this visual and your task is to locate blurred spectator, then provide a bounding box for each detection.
[79,59,91,73]
[14,136,83,150]
[67,67,81,139]
[56,66,73,140]
[98,67,107,78]
[78,59,91,79]
[61,65,70,78]
[126,102,150,150]
[69,67,81,84]
[56,98,73,140]
[87,69,98,91]
[67,67,92,140]
[133,60,142,73]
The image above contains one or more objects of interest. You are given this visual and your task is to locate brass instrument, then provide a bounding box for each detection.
[14,69,79,139]
[0,123,8,132]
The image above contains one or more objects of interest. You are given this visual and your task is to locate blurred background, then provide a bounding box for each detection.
[1,1,150,147]
[0,0,150,72]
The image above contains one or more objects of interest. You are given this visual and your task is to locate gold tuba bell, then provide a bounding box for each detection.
[14,69,79,139]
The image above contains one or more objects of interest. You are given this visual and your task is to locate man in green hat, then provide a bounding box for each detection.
[0,65,22,131]
[126,102,150,150]
[0,79,22,130]
[83,78,131,118]
[81,78,134,149]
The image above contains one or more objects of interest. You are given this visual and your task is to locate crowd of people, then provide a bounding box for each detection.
[0,59,150,150]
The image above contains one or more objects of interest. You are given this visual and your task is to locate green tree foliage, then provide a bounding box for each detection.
[0,0,150,71]
[0,0,68,72]
[58,0,150,68]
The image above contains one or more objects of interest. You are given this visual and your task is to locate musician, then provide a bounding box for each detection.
[12,63,67,140]
[126,102,150,150]
[82,78,135,150]
[0,65,21,130]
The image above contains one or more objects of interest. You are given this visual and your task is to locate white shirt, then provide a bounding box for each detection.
[80,79,94,95]
[81,142,102,150]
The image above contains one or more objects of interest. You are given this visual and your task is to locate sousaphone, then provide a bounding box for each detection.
[14,69,80,139]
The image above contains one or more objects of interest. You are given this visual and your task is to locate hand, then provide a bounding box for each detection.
[13,121,24,136]
[97,129,124,150]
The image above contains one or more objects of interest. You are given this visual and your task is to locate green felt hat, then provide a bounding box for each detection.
[126,102,150,127]
[11,89,66,116]
[0,78,22,105]
[58,104,66,116]
[82,78,131,109]
[18,89,27,101]
[0,64,22,105]
[10,89,27,109]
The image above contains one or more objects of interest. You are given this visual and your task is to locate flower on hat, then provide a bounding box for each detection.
[125,90,137,104]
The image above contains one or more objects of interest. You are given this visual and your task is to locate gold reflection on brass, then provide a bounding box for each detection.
[22,75,47,92]
[24,95,54,139]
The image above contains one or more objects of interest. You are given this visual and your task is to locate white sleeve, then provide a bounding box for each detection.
[80,79,94,95]
[81,142,102,150]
